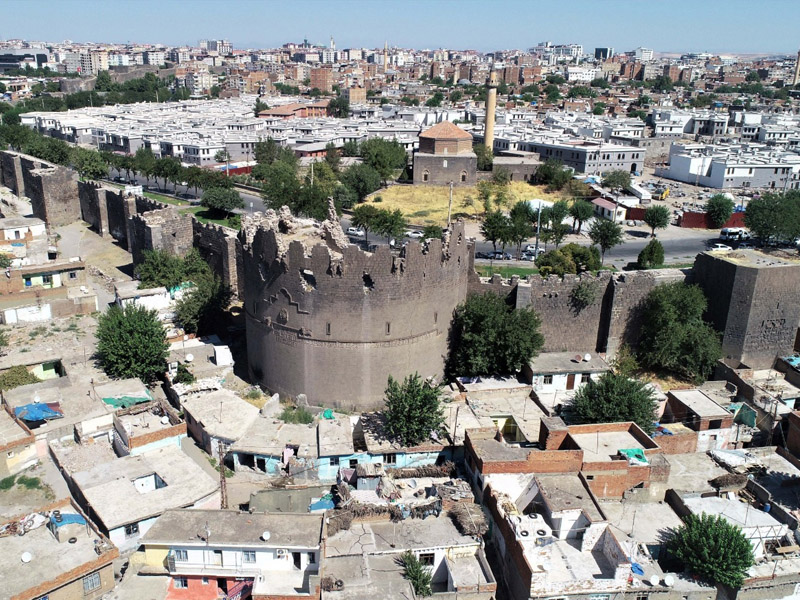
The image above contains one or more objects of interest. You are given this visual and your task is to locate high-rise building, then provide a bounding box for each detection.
[310,66,334,92]
[594,47,615,60]
[634,47,654,62]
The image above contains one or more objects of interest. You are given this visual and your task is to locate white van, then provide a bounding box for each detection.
[720,227,750,241]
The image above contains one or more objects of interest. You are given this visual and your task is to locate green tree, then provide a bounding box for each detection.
[544,84,561,103]
[643,205,670,237]
[375,208,406,245]
[509,201,535,257]
[214,149,231,175]
[351,203,381,246]
[425,91,444,107]
[135,249,189,289]
[474,144,494,171]
[651,75,674,92]
[449,90,463,102]
[384,373,444,446]
[535,159,572,190]
[96,304,169,383]
[422,224,443,239]
[254,98,269,116]
[70,147,107,181]
[154,156,182,191]
[400,551,433,597]
[638,282,722,383]
[341,140,360,157]
[571,372,658,434]
[340,163,382,202]
[328,95,350,118]
[602,170,631,191]
[744,191,800,243]
[202,187,244,216]
[706,194,735,228]
[590,78,610,88]
[589,219,624,264]
[637,238,665,269]
[568,200,594,234]
[260,160,301,210]
[567,86,596,98]
[254,138,280,165]
[480,210,511,253]
[176,273,232,334]
[360,138,407,184]
[592,102,606,115]
[134,147,157,185]
[668,513,753,588]
[446,293,544,378]
[745,70,761,82]
[95,70,113,91]
[324,142,341,173]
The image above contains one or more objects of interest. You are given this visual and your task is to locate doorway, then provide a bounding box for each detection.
[566,374,575,390]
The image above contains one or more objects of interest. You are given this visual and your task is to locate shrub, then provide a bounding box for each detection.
[0,365,41,391]
[0,475,15,490]
[172,364,195,384]
[400,551,433,597]
[280,406,314,424]
[570,280,600,310]
[637,239,665,269]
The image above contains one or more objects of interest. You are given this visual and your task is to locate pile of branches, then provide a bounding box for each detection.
[335,481,352,504]
[449,503,488,536]
[387,461,456,479]
[709,473,749,490]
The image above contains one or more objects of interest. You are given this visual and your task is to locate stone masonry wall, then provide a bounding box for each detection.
[193,221,243,298]
[129,207,194,265]
[78,182,137,247]
[0,151,23,196]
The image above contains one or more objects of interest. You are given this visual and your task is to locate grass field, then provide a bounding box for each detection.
[179,206,238,228]
[475,264,539,278]
[365,181,565,226]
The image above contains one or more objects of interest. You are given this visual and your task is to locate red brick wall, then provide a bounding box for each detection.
[678,210,746,229]
[654,431,698,454]
[166,576,224,600]
[483,486,532,592]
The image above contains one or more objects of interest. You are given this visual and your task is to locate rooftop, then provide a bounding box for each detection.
[528,351,610,375]
[317,416,356,456]
[0,502,117,599]
[326,515,478,557]
[232,416,317,458]
[142,509,323,549]
[72,445,218,530]
[570,429,646,463]
[418,120,472,140]
[703,248,800,269]
[668,389,731,418]
[0,409,32,448]
[181,389,259,441]
[536,474,604,521]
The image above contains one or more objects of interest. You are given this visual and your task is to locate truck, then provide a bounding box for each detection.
[720,227,750,241]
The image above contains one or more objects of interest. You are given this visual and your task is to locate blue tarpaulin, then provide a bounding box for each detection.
[52,513,86,528]
[14,402,63,422]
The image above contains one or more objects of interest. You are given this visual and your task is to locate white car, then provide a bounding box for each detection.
[347,227,365,237]
[406,230,425,239]
[709,243,732,251]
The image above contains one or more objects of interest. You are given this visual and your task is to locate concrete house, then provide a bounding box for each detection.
[0,404,37,478]
[138,509,324,600]
[182,389,259,460]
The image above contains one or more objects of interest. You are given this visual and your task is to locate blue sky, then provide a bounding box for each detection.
[3,0,799,55]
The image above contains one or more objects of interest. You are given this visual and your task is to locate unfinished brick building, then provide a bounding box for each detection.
[239,203,471,410]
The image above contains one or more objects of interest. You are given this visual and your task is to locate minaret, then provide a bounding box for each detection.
[383,41,388,74]
[330,36,335,51]
[793,50,800,87]
[484,69,498,151]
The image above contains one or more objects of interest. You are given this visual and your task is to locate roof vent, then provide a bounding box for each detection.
[21,552,32,563]
[584,353,591,362]
[261,530,271,541]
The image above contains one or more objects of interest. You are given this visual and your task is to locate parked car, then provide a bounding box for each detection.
[347,227,365,237]
[475,251,492,259]
[737,241,755,249]
[709,243,732,251]
[491,251,512,260]
[520,252,537,262]
[406,230,425,239]
[523,245,545,255]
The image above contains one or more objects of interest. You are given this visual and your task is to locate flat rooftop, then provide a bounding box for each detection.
[669,389,730,418]
[232,416,317,458]
[704,248,800,269]
[537,474,604,521]
[0,409,31,447]
[326,516,477,557]
[72,445,218,530]
[142,509,322,548]
[317,416,355,456]
[530,352,611,375]
[0,505,115,599]
[683,495,784,530]
[524,537,617,592]
[181,389,259,441]
[601,499,684,544]
[571,430,645,463]
[466,393,546,443]
[664,452,728,493]
[322,554,413,600]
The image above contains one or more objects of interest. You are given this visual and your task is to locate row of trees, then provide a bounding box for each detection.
[744,189,800,243]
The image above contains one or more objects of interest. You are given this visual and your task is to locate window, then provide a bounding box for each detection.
[543,374,553,385]
[308,552,316,564]
[419,553,435,566]
[385,322,391,335]
[586,475,595,480]
[383,453,397,465]
[124,522,140,538]
[83,572,101,594]
[349,459,358,469]
[7,451,14,458]
[326,323,331,336]
[69,271,77,280]
[442,160,448,168]
[243,550,256,563]
[635,595,649,600]
[581,373,591,384]
[461,171,467,182]
[174,577,188,589]
[201,577,209,585]
[709,419,722,429]
[422,170,429,182]
[24,277,32,287]
[174,549,188,562]
[588,595,610,600]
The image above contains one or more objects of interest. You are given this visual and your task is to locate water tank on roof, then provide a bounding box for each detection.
[261,531,271,541]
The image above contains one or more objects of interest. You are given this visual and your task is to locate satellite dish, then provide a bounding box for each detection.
[664,575,675,587]
[21,552,32,563]
[583,353,592,362]
[649,575,660,586]
[160,416,170,425]
[185,353,194,363]
[261,530,271,541]
[33,395,40,404]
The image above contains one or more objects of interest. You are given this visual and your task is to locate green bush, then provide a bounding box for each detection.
[0,365,41,391]
[570,280,600,310]
[637,239,665,269]
[0,475,15,490]
[280,406,314,424]
[172,364,196,385]
[400,551,433,597]
[16,475,42,490]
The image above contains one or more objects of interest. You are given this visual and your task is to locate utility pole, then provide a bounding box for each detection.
[218,439,229,509]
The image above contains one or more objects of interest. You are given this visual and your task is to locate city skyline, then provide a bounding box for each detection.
[3,0,800,55]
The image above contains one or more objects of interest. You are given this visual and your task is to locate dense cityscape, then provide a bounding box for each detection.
[3,7,800,600]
